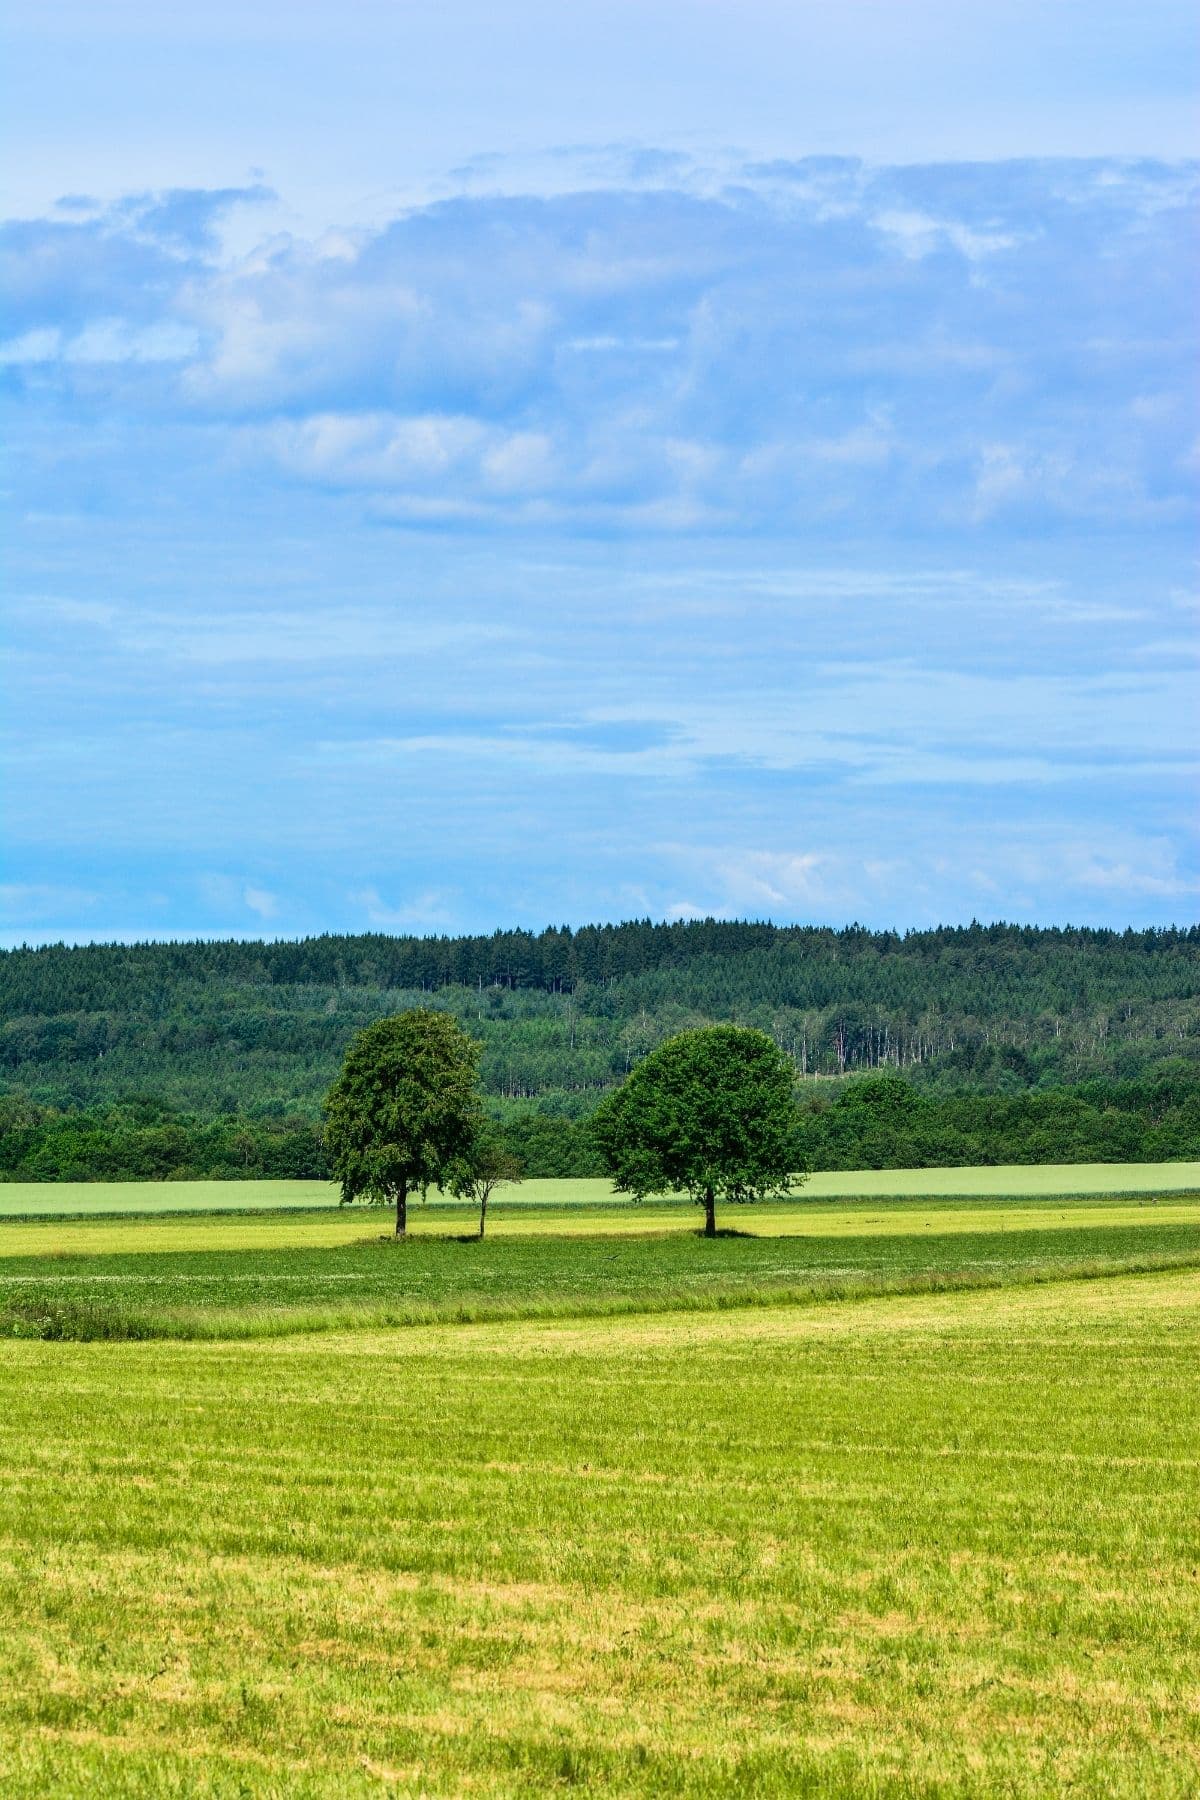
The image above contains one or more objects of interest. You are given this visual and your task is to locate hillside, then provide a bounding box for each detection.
[2,921,1198,1179]
[4,921,1199,1111]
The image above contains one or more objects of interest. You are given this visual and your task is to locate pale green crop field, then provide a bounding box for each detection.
[2,1159,1198,1217]
[2,1270,1198,1797]
[2,1192,1198,1261]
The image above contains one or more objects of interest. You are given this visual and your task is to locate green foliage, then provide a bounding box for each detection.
[2,1067,1197,1183]
[3,922,1197,1130]
[798,1066,1200,1169]
[323,1010,484,1232]
[593,1025,801,1232]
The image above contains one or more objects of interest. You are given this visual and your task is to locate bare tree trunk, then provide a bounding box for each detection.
[703,1185,716,1238]
[479,1186,488,1240]
[395,1177,408,1239]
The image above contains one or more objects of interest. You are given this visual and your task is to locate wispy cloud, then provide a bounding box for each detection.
[196,875,283,922]
[243,885,280,920]
[351,886,458,930]
[0,884,100,921]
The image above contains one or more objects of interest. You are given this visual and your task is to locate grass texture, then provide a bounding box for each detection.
[2,1160,1198,1216]
[1,1270,1197,1796]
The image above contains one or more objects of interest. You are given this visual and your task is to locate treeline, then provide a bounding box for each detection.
[799,1069,1200,1171]
[2,921,1199,1122]
[6,919,1199,1012]
[0,1094,328,1184]
[3,1070,1196,1186]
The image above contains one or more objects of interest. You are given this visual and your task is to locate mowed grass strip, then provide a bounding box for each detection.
[2,1199,1199,1340]
[3,1160,1198,1217]
[2,1192,1197,1260]
[1,1271,1197,1796]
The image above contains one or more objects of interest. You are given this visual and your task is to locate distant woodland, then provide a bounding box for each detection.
[2,921,1198,1181]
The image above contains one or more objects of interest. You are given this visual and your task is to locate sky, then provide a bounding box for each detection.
[2,1,1197,943]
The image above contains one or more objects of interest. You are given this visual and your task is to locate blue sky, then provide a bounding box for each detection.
[2,2,1197,942]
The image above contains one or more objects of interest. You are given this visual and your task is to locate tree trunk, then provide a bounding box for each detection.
[479,1189,488,1240]
[395,1177,408,1239]
[703,1185,716,1238]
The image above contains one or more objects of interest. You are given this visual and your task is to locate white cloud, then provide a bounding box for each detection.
[197,874,282,919]
[3,157,1196,936]
[565,335,680,353]
[659,824,1200,928]
[0,321,199,366]
[6,158,1193,533]
[20,590,521,670]
[481,431,554,493]
[351,885,456,929]
[720,851,830,910]
[872,208,1023,261]
[0,328,62,364]
[664,899,709,922]
[63,317,200,363]
[256,411,488,487]
[1055,848,1198,898]
[243,885,279,919]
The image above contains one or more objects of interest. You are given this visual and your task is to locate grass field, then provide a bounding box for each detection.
[1,1269,1198,1796]
[3,1159,1198,1216]
[3,1190,1199,1341]
[3,1186,1197,1792]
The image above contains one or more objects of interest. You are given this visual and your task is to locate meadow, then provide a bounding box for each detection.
[1,1268,1198,1795]
[2,1188,1199,1342]
[3,1179,1198,1794]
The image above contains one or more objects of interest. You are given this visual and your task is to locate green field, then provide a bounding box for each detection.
[2,1186,1198,1793]
[3,1189,1199,1342]
[3,1160,1199,1217]
[2,1268,1198,1796]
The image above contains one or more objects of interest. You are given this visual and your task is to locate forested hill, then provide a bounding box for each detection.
[10,918,1200,1010]
[3,921,1198,1117]
[3,921,1199,1179]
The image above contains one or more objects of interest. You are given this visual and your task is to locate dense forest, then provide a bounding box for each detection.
[2,921,1198,1179]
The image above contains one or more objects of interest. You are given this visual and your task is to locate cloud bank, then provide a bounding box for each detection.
[2,154,1196,939]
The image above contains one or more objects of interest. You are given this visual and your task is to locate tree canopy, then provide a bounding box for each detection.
[323,1010,484,1235]
[592,1024,801,1235]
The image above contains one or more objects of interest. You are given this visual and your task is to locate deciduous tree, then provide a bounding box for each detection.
[449,1130,524,1238]
[324,1010,484,1237]
[592,1024,801,1236]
